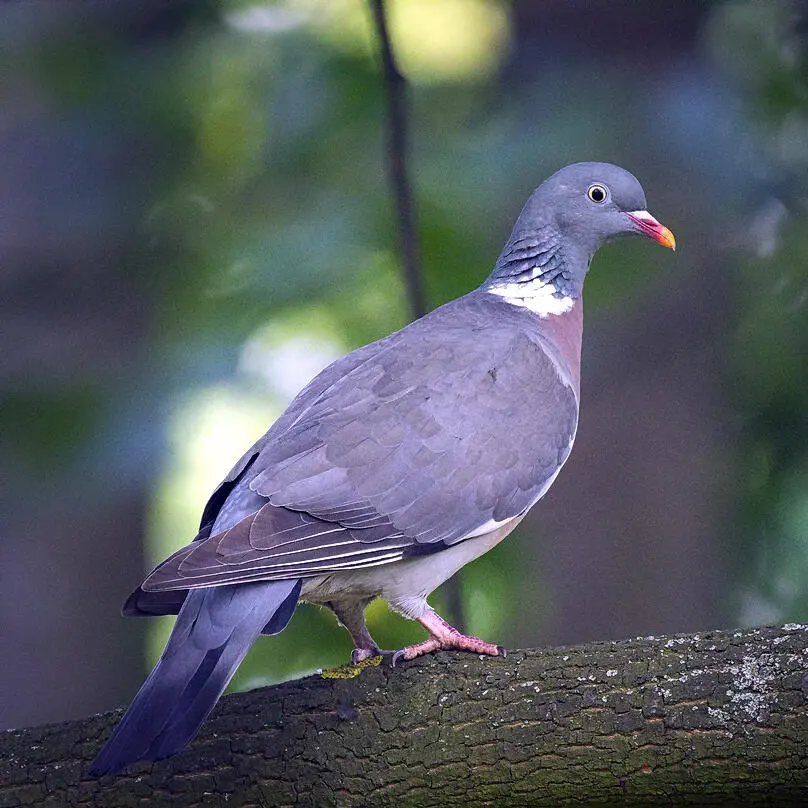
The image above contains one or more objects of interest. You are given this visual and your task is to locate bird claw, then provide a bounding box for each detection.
[351,646,386,664]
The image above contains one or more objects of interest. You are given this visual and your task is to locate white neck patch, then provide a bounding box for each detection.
[487,273,575,317]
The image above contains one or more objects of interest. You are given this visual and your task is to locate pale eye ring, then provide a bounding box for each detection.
[587,184,608,203]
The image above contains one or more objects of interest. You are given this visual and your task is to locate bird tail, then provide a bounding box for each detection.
[89,578,301,777]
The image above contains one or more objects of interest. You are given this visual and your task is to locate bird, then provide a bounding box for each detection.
[89,161,675,776]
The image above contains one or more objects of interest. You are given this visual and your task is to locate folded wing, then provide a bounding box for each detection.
[137,293,578,596]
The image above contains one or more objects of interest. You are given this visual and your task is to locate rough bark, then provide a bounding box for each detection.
[2,624,807,807]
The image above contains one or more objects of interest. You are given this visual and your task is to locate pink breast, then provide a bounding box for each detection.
[538,300,583,395]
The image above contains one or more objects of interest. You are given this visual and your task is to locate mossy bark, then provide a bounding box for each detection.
[2,625,807,807]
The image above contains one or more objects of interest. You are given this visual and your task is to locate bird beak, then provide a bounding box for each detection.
[626,210,676,251]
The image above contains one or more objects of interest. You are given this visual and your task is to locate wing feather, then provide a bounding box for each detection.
[140,292,579,594]
[142,503,412,592]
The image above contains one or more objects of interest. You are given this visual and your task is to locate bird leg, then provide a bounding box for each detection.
[392,606,506,665]
[327,599,385,663]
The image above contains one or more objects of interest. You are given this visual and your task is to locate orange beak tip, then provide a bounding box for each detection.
[627,211,676,252]
[660,226,676,251]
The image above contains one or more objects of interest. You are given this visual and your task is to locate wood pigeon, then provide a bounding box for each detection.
[89,162,675,776]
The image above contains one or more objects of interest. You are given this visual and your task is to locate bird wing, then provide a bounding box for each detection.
[142,292,578,593]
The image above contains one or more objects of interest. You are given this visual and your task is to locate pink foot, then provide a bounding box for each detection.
[392,607,506,666]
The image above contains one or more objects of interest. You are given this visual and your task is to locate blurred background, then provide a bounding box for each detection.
[2,0,808,731]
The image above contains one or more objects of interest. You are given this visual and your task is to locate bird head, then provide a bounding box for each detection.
[519,161,675,255]
[487,162,675,304]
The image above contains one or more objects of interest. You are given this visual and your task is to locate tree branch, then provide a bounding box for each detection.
[368,0,467,634]
[369,0,427,321]
[4,625,808,806]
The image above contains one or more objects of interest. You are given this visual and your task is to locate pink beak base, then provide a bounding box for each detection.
[627,210,676,251]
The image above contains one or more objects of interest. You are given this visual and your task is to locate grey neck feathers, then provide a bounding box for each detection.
[483,228,586,301]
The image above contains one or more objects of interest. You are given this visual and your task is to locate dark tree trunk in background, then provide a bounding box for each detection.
[506,0,733,648]
[0,494,148,730]
[3,626,807,807]
[0,2,203,729]
[525,263,732,647]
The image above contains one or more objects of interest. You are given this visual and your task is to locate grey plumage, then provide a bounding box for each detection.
[91,162,674,776]
[130,293,577,597]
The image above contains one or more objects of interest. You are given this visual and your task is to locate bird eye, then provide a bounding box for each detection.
[587,184,608,203]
